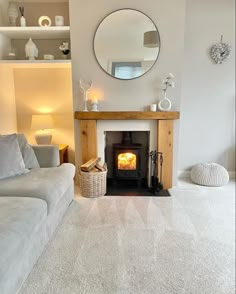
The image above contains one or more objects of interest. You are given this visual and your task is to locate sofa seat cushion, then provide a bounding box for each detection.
[0,197,47,281]
[0,163,75,214]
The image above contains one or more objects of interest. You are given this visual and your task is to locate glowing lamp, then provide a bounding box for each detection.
[31,114,54,144]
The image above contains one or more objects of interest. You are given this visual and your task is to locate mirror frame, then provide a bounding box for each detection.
[93,8,161,80]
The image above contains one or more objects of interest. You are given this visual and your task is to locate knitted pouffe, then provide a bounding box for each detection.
[190,163,229,187]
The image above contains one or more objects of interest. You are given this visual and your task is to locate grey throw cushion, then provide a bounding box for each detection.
[17,134,40,169]
[0,134,29,180]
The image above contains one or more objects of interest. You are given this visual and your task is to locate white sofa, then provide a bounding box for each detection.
[0,137,75,294]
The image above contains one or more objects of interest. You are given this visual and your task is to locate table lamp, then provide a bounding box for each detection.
[31,114,54,144]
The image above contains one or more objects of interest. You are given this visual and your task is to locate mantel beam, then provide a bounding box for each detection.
[75,111,180,120]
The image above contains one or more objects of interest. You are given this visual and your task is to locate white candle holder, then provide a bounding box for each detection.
[91,101,99,111]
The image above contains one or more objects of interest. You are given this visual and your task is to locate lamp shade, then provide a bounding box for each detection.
[143,30,159,48]
[31,114,54,130]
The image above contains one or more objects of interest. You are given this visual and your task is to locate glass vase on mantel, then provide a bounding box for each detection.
[8,2,18,26]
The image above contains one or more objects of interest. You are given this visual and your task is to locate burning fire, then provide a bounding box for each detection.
[118,152,136,170]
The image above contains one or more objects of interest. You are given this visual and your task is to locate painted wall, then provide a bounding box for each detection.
[13,67,75,163]
[0,0,11,59]
[179,0,235,173]
[0,0,8,26]
[0,65,17,134]
[69,0,186,182]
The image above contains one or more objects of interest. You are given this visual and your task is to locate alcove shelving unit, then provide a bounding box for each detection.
[0,0,71,66]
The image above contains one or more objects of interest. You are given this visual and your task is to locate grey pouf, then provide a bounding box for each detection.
[190,163,229,187]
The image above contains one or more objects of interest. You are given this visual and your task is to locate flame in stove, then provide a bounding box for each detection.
[118,152,136,170]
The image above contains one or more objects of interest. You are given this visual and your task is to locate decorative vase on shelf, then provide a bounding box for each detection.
[19,7,26,27]
[158,92,172,111]
[20,16,26,26]
[25,38,38,60]
[8,2,18,26]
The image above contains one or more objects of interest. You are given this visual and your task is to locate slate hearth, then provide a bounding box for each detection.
[106,179,171,196]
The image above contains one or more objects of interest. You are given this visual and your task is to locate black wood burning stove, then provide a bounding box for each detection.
[112,132,142,185]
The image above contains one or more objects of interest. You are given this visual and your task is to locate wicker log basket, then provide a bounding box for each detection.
[79,159,107,197]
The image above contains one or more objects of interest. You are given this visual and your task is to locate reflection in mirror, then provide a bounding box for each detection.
[94,9,160,80]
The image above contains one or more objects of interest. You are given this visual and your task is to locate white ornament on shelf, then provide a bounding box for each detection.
[38,16,52,27]
[8,2,18,26]
[158,93,172,111]
[20,16,26,26]
[158,72,175,111]
[80,79,93,112]
[55,15,64,26]
[19,7,26,27]
[210,35,231,64]
[150,103,157,112]
[25,38,38,60]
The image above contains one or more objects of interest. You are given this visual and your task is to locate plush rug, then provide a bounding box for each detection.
[20,180,235,294]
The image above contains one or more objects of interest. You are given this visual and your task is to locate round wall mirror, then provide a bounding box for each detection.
[93,9,161,80]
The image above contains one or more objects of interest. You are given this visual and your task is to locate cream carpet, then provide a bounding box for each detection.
[20,180,235,294]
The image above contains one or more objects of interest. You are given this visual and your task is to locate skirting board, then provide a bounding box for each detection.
[178,170,236,180]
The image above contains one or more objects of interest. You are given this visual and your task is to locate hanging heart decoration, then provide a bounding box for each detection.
[210,36,231,64]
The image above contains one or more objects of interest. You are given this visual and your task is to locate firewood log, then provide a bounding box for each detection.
[80,157,101,172]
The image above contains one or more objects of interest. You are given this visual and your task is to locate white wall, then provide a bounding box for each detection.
[0,0,8,26]
[179,0,235,172]
[69,0,186,182]
[0,65,17,134]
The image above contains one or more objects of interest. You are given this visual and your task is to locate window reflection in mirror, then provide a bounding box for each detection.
[94,9,160,80]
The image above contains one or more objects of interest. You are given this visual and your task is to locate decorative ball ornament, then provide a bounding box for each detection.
[38,16,52,27]
[210,35,231,64]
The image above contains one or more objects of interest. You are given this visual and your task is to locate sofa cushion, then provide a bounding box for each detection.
[0,163,75,214]
[0,197,47,283]
[17,133,40,169]
[0,134,29,180]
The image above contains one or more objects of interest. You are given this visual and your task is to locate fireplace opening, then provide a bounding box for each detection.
[105,131,150,194]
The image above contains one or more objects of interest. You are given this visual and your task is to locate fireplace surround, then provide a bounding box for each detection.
[75,111,180,189]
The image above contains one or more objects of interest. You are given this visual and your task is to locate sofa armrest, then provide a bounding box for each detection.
[32,145,60,168]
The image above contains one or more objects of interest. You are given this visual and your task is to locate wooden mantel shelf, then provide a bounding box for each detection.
[74,111,180,120]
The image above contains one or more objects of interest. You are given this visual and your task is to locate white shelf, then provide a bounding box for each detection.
[0,26,70,39]
[0,59,71,68]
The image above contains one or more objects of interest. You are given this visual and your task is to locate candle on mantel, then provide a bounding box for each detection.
[91,95,98,104]
[89,89,104,102]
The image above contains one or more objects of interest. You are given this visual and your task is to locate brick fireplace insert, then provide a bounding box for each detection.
[75,111,180,189]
